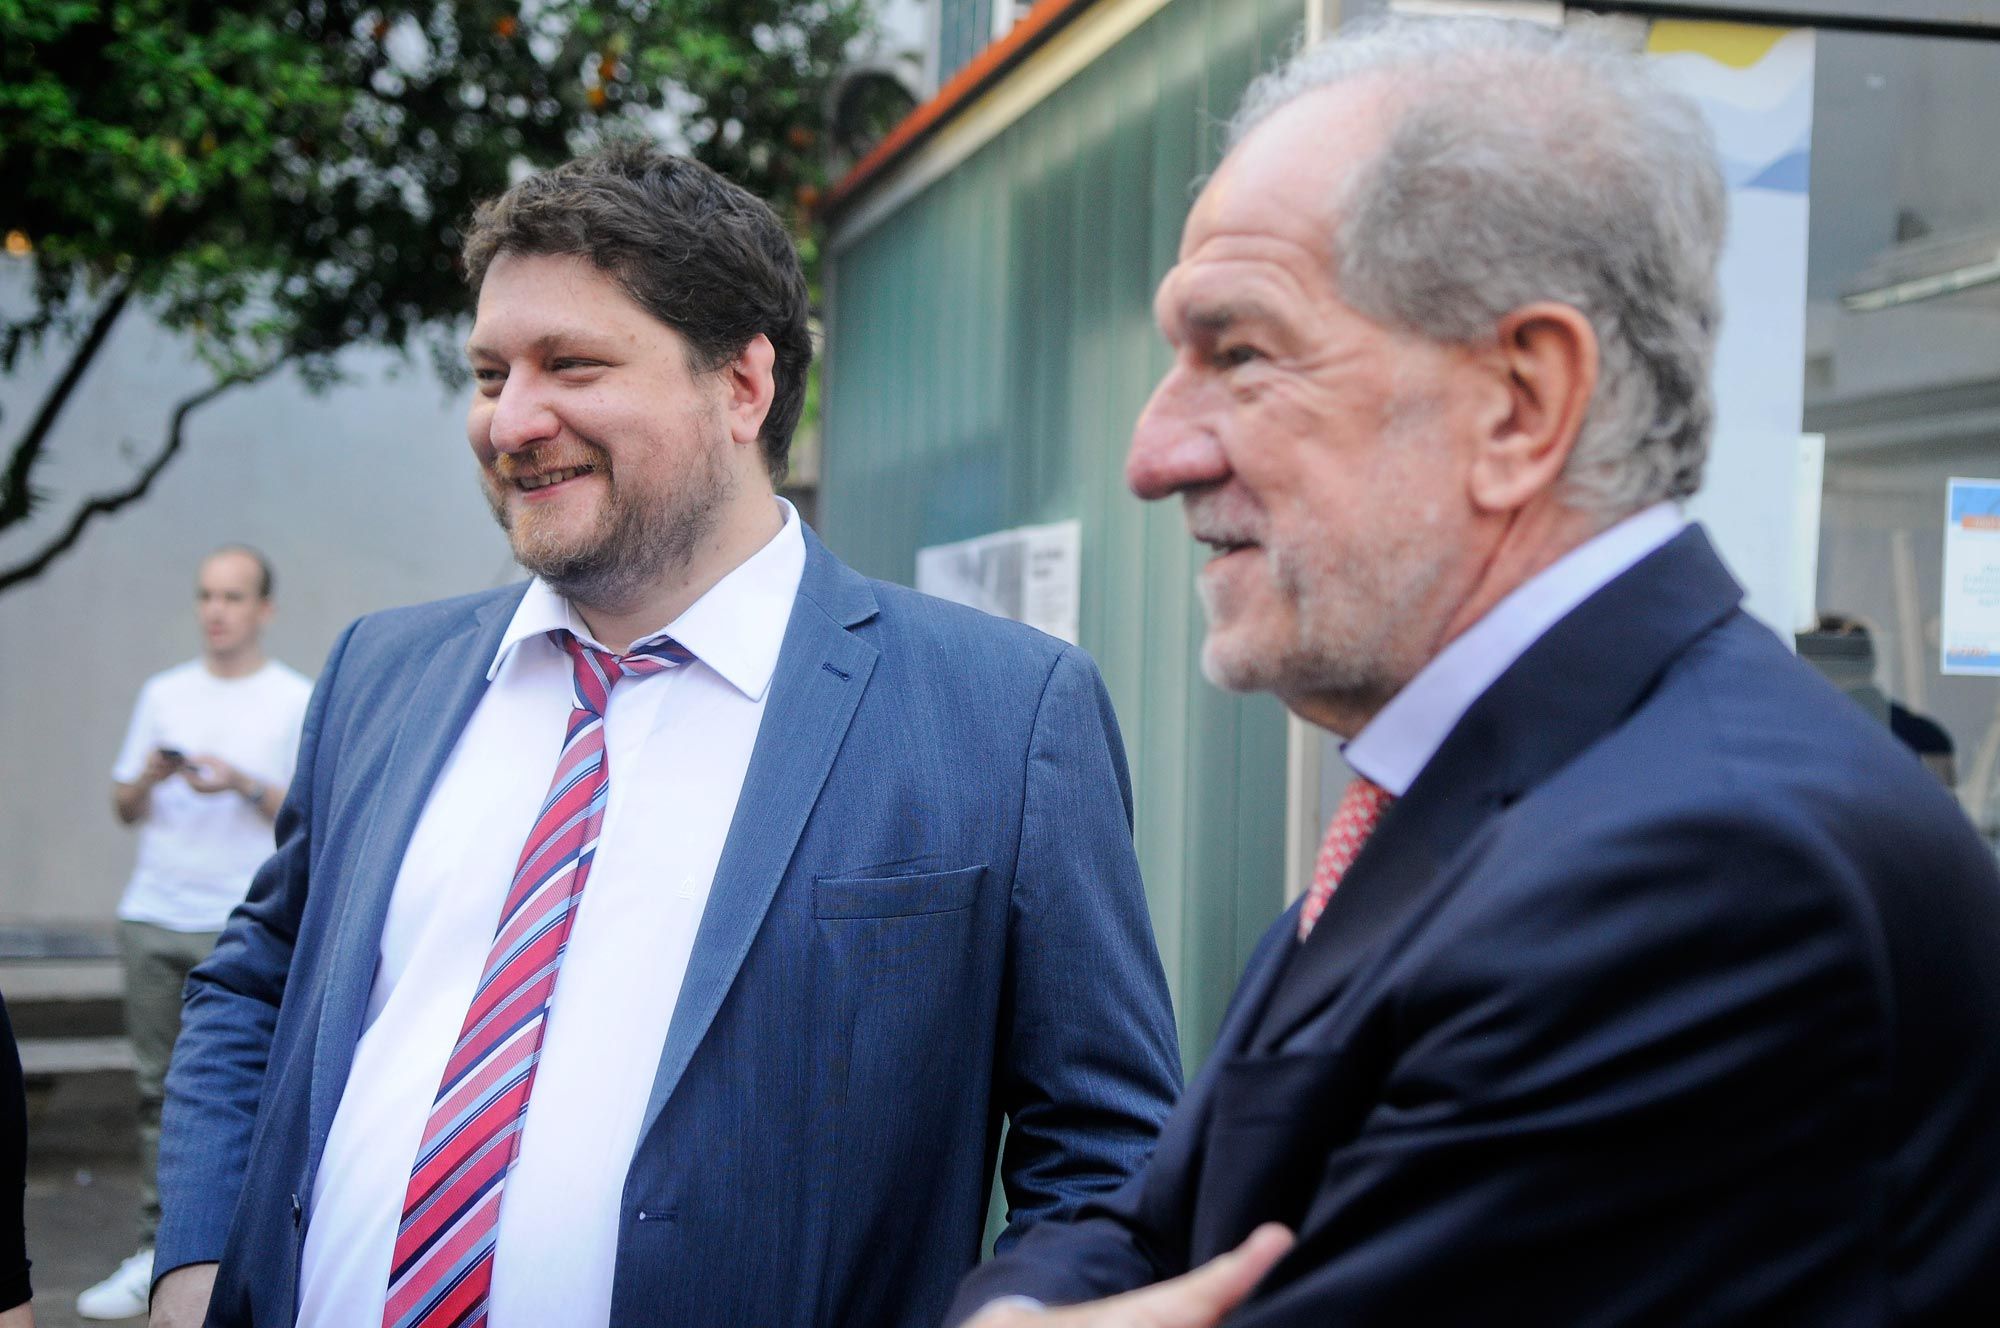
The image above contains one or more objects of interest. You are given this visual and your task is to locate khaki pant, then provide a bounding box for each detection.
[117,919,221,1247]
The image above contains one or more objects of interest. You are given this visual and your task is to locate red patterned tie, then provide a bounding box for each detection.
[1297,776,1394,942]
[382,629,692,1328]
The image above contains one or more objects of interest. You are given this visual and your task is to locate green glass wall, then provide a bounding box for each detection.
[822,0,1307,1068]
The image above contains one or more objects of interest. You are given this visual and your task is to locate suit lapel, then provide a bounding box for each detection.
[1213,921,1300,1057]
[1251,750,1503,1052]
[638,528,880,1136]
[308,589,522,1157]
[1251,526,1746,1050]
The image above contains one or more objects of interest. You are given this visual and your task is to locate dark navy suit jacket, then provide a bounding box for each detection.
[155,527,1182,1327]
[951,527,2000,1325]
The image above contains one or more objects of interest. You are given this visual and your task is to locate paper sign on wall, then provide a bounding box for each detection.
[1942,478,2000,676]
[915,519,1082,644]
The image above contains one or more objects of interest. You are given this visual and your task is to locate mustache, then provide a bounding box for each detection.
[1182,494,1262,547]
[490,445,606,483]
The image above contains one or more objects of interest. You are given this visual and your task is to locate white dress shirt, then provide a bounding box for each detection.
[1344,503,1684,796]
[298,501,805,1328]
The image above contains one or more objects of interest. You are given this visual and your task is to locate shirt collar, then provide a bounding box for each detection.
[1343,501,1685,797]
[488,498,806,702]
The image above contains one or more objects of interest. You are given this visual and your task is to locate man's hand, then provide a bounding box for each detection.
[180,754,280,819]
[967,1225,1295,1328]
[148,1262,218,1328]
[114,749,185,823]
[140,749,184,786]
[180,755,241,795]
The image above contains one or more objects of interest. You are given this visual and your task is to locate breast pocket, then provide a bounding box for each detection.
[807,863,994,1161]
[811,864,986,919]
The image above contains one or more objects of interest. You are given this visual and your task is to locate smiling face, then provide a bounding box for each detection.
[466,251,739,613]
[1129,82,1490,733]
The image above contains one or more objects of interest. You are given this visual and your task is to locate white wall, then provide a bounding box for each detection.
[0,281,517,929]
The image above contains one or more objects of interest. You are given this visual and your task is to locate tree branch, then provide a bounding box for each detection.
[0,274,137,531]
[0,360,283,596]
[2,306,62,373]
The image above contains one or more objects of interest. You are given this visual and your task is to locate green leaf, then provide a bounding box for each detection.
[1,0,872,372]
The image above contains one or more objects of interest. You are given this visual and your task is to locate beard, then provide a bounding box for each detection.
[1191,395,1452,729]
[481,418,737,614]
[1197,535,1440,729]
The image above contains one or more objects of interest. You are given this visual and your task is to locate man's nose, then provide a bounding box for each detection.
[485,374,560,454]
[1126,370,1229,501]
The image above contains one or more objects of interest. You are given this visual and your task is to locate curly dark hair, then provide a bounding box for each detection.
[461,142,813,483]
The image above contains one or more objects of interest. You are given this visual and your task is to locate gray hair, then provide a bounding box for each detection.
[1231,16,1727,517]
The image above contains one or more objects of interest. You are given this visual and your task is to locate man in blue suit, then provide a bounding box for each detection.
[952,17,2000,1327]
[148,146,1182,1328]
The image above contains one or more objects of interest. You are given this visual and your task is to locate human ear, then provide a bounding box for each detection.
[1468,302,1598,515]
[724,333,778,448]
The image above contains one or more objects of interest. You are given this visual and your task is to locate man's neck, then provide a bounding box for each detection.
[1318,500,1681,798]
[1284,499,1618,739]
[1426,500,1612,662]
[574,494,786,653]
[204,647,266,679]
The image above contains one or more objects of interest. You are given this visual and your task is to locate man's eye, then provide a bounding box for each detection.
[1217,345,1261,368]
[551,358,601,373]
[471,368,505,386]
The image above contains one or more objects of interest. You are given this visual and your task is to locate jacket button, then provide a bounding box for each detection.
[291,1193,302,1227]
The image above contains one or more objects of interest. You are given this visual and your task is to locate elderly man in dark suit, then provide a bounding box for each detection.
[951,16,2000,1327]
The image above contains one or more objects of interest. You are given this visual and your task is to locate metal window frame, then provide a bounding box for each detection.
[1363,0,2000,38]
[1582,1,2000,39]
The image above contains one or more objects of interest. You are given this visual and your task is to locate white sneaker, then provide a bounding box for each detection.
[76,1246,153,1320]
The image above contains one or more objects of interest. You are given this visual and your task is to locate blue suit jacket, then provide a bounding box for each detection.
[951,527,2000,1324]
[156,527,1182,1327]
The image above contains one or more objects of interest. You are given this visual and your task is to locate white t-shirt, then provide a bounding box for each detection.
[111,658,314,932]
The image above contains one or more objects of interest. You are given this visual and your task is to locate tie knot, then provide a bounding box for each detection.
[1325,776,1394,865]
[552,629,694,715]
[1336,775,1394,832]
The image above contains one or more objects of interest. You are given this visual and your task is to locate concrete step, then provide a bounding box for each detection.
[8,996,123,1041]
[19,1036,134,1077]
[0,957,122,1005]
[0,927,123,1023]
[0,925,118,961]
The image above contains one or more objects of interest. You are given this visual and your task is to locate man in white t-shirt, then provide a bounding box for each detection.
[78,546,312,1320]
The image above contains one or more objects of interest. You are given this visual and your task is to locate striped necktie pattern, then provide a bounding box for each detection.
[382,628,693,1328]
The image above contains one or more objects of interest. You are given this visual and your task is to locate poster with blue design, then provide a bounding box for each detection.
[1647,22,1814,438]
[1651,22,1820,635]
[1942,478,2000,676]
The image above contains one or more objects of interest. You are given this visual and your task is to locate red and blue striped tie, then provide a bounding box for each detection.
[382,628,693,1328]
